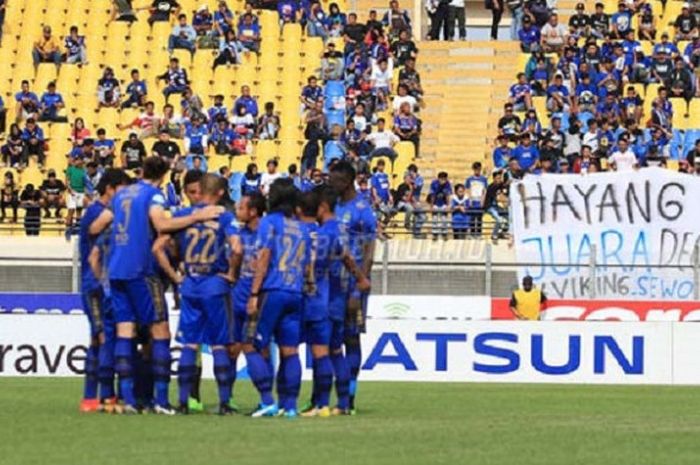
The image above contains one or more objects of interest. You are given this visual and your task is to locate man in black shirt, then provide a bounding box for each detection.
[686,138,700,166]
[366,10,384,33]
[149,0,180,25]
[39,169,66,218]
[151,129,181,165]
[398,57,423,99]
[590,2,609,39]
[120,132,147,169]
[484,170,508,243]
[390,29,418,66]
[20,184,42,236]
[343,13,367,53]
[569,3,590,37]
[674,5,698,41]
[498,103,522,142]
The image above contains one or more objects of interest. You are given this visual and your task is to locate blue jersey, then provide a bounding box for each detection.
[79,200,107,292]
[371,172,391,203]
[95,228,113,295]
[335,194,376,272]
[256,212,310,293]
[174,205,234,297]
[108,181,166,280]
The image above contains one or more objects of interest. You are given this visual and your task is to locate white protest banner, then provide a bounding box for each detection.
[510,168,700,300]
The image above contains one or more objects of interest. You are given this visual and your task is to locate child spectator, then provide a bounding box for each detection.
[65,157,86,235]
[451,184,469,240]
[465,162,487,236]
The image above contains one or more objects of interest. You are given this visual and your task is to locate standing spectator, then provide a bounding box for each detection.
[2,124,24,167]
[465,162,487,236]
[94,128,116,166]
[367,117,399,161]
[233,85,259,117]
[21,118,45,167]
[152,129,182,165]
[391,30,418,65]
[111,0,139,22]
[64,157,86,235]
[395,173,426,237]
[371,159,393,225]
[15,80,40,123]
[484,170,507,244]
[118,101,158,139]
[168,14,197,55]
[64,26,87,65]
[428,171,452,240]
[508,0,524,40]
[451,184,469,239]
[120,132,147,169]
[427,0,449,40]
[486,0,504,41]
[32,26,62,70]
[393,102,420,156]
[540,13,568,52]
[382,0,411,39]
[238,13,261,52]
[97,67,121,108]
[257,102,280,139]
[149,0,180,25]
[121,69,147,109]
[675,4,698,41]
[260,159,282,195]
[0,171,18,223]
[212,29,241,69]
[214,1,235,37]
[301,100,326,172]
[38,82,66,122]
[158,58,189,102]
[609,136,637,171]
[20,183,42,236]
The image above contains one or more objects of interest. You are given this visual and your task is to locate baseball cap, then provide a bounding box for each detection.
[48,169,56,176]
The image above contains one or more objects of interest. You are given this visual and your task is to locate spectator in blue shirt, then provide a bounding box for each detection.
[233,85,258,117]
[278,0,300,23]
[326,3,347,37]
[209,118,239,155]
[94,128,116,166]
[512,133,540,171]
[168,13,197,55]
[428,171,452,240]
[653,31,679,57]
[241,162,261,195]
[465,161,487,236]
[238,13,261,52]
[186,154,208,172]
[212,29,241,69]
[306,0,329,39]
[300,75,323,111]
[21,118,45,167]
[610,2,631,38]
[213,1,235,36]
[158,57,189,101]
[38,82,65,122]
[493,135,511,169]
[518,16,541,53]
[371,159,392,223]
[406,163,423,199]
[97,67,121,108]
[451,184,469,240]
[184,115,208,155]
[15,80,39,122]
[393,102,420,156]
[121,69,148,109]
[207,94,228,129]
[64,26,87,65]
[509,72,533,111]
[192,4,215,46]
[546,73,571,112]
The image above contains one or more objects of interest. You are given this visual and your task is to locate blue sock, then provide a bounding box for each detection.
[244,351,274,405]
[152,339,171,407]
[178,347,197,406]
[282,354,302,411]
[114,337,135,406]
[314,356,333,409]
[213,348,231,405]
[228,355,238,398]
[276,356,287,409]
[331,352,350,410]
[83,345,99,400]
[98,340,115,400]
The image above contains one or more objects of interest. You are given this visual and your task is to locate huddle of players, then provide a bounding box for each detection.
[78,156,376,417]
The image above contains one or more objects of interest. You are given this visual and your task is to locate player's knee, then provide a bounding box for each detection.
[228,343,242,358]
[280,346,298,358]
[116,322,135,338]
[311,344,329,358]
[150,321,171,340]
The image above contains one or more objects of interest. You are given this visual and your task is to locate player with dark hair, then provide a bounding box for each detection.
[329,161,377,414]
[78,168,130,412]
[88,157,222,414]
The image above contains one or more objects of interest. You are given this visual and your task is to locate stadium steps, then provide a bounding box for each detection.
[416,41,518,181]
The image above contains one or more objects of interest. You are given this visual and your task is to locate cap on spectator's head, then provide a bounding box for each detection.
[554,72,563,79]
[328,41,336,47]
[618,1,626,7]
[661,31,669,38]
[129,132,138,139]
[683,2,691,9]
[523,15,531,23]
[551,115,561,122]
[198,3,208,11]
[576,2,584,10]
[159,128,169,134]
[48,169,56,177]
[595,2,604,7]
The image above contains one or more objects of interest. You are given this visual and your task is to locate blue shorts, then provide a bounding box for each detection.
[231,284,252,344]
[330,319,344,351]
[178,293,234,346]
[253,290,303,350]
[328,291,346,323]
[110,276,168,325]
[81,287,115,341]
[304,319,331,346]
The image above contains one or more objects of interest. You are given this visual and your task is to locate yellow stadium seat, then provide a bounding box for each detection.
[233,64,257,86]
[257,80,280,103]
[49,123,73,142]
[688,100,700,128]
[20,166,43,188]
[254,139,277,160]
[129,12,152,39]
[260,12,280,39]
[56,66,80,91]
[34,64,58,91]
[192,50,215,74]
[208,154,230,173]
[282,23,302,45]
[97,108,120,134]
[171,49,192,69]
[231,154,253,172]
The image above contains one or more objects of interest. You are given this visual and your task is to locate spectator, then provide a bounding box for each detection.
[121,69,148,109]
[238,12,261,52]
[119,101,158,139]
[65,156,86,234]
[212,29,241,69]
[21,118,45,167]
[184,115,208,156]
[540,13,568,53]
[193,4,216,48]
[590,2,609,38]
[649,97,672,132]
[492,135,511,169]
[320,42,344,80]
[233,85,259,118]
[301,100,326,172]
[214,1,235,37]
[158,57,189,102]
[327,3,347,37]
[307,1,329,40]
[568,2,589,37]
[485,0,503,41]
[507,0,524,40]
[257,102,280,139]
[546,73,571,112]
[260,159,282,195]
[97,67,121,108]
[484,170,507,244]
[609,136,637,171]
[231,104,256,140]
[394,173,425,237]
[427,171,452,240]
[497,103,521,141]
[301,76,323,111]
[519,15,541,52]
[32,26,62,69]
[207,94,228,129]
[209,118,239,155]
[2,123,24,167]
[64,26,87,65]
[120,132,147,169]
[342,13,367,54]
[169,14,197,55]
[512,133,539,171]
[391,30,418,66]
[383,0,411,39]
[675,4,698,41]
[611,2,632,38]
[465,162,487,236]
[668,58,694,110]
[367,117,399,161]
[278,0,300,24]
[152,128,182,165]
[392,84,418,115]
[637,2,656,40]
[509,72,533,110]
[398,57,424,100]
[370,58,393,111]
[15,81,39,123]
[71,117,91,146]
[0,171,18,223]
[241,163,262,195]
[370,159,392,224]
[160,104,185,138]
[20,183,42,236]
[111,0,139,22]
[180,86,205,120]
[426,0,448,40]
[39,170,67,219]
[149,0,180,25]
[94,128,116,166]
[393,102,420,156]
[450,184,469,239]
[38,82,66,122]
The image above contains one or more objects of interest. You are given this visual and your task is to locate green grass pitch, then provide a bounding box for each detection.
[2,378,700,465]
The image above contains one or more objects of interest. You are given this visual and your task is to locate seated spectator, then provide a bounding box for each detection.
[64,26,87,65]
[300,76,323,111]
[393,102,420,156]
[238,2,260,26]
[590,2,609,39]
[349,102,369,133]
[620,85,643,124]
[120,132,147,169]
[70,117,91,146]
[366,9,384,34]
[0,95,5,135]
[637,2,656,40]
[94,128,116,166]
[260,159,282,195]
[21,118,45,167]
[184,115,207,155]
[675,4,698,41]
[111,0,138,22]
[213,1,235,37]
[394,173,425,238]
[609,136,637,171]
[38,82,66,122]
[392,84,418,115]
[497,103,521,141]
[306,0,329,40]
[654,32,679,57]
[568,3,590,38]
[97,67,121,108]
[152,128,182,165]
[0,171,19,223]
[158,57,189,101]
[278,0,300,24]
[180,86,205,120]
[512,133,539,171]
[32,26,62,69]
[2,124,24,167]
[231,105,256,140]
[611,2,632,38]
[15,80,39,122]
[209,118,239,155]
[212,29,241,69]
[168,14,197,55]
[509,72,533,111]
[382,0,411,40]
[149,0,180,25]
[685,138,700,166]
[257,102,280,139]
[398,57,423,100]
[492,135,511,169]
[20,183,42,236]
[519,16,541,53]
[596,92,621,126]
[193,4,217,48]
[69,138,96,163]
[521,109,542,141]
[540,13,568,53]
[684,36,700,69]
[160,103,184,138]
[370,159,392,222]
[370,58,393,111]
[118,101,159,139]
[342,13,368,54]
[327,3,347,37]
[366,117,399,161]
[574,73,598,114]
[39,169,66,218]
[646,126,671,158]
[546,73,572,112]
[121,69,148,109]
[649,97,672,132]
[241,163,262,195]
[391,29,417,67]
[465,161,487,235]
[207,94,228,129]
[320,43,344,80]
[233,85,258,117]
[238,13,261,52]
[668,58,694,109]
